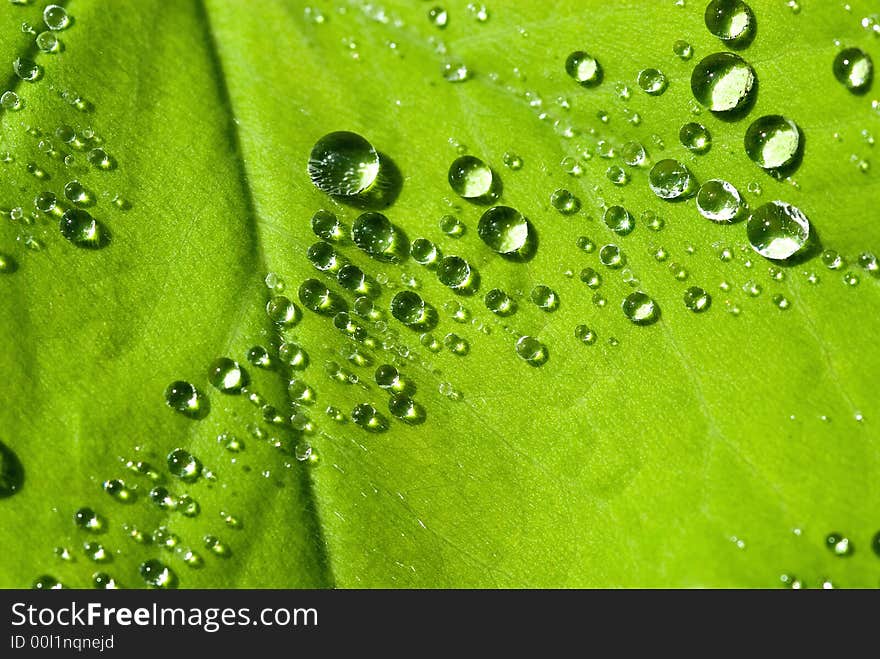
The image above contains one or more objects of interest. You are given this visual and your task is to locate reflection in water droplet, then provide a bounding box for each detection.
[448,155,494,199]
[167,449,202,483]
[696,179,743,223]
[59,209,108,248]
[691,52,756,113]
[603,205,634,235]
[744,115,800,169]
[574,324,597,345]
[649,159,697,200]
[515,336,548,366]
[530,285,559,312]
[164,381,206,419]
[565,51,601,86]
[207,357,247,394]
[680,122,711,153]
[308,131,379,196]
[704,0,754,42]
[683,286,711,312]
[637,68,667,95]
[747,201,810,261]
[622,292,659,325]
[834,48,872,93]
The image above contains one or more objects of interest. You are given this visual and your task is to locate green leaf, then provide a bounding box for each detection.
[0,0,878,588]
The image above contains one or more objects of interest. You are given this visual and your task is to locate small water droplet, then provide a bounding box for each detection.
[637,68,668,95]
[603,205,635,235]
[530,285,559,312]
[390,290,437,330]
[679,122,711,154]
[352,403,389,432]
[13,56,41,81]
[352,212,408,262]
[207,357,248,394]
[163,381,207,419]
[574,324,597,345]
[298,279,347,316]
[439,214,466,237]
[550,189,581,215]
[484,288,516,316]
[73,507,105,533]
[436,256,477,292]
[515,335,549,366]
[503,152,523,170]
[42,4,70,30]
[683,286,711,312]
[843,271,860,286]
[673,39,693,60]
[825,533,853,556]
[0,90,22,110]
[59,209,108,248]
[599,244,625,269]
[448,155,494,199]
[139,559,177,588]
[428,6,448,28]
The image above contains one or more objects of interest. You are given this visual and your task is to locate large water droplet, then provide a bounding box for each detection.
[649,159,697,200]
[308,131,379,196]
[696,179,743,222]
[691,52,755,112]
[747,201,810,261]
[139,559,177,589]
[164,381,207,419]
[13,56,41,81]
[565,51,601,86]
[743,115,801,172]
[207,357,247,394]
[43,4,70,30]
[448,155,494,199]
[704,0,755,43]
[59,209,108,249]
[167,449,202,483]
[622,292,660,325]
[833,47,872,93]
[515,336,548,366]
[477,206,531,256]
[0,440,24,498]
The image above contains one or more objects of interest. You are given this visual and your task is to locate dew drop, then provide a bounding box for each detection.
[163,381,206,419]
[574,324,597,345]
[550,189,581,215]
[0,90,21,110]
[565,51,601,86]
[515,335,548,366]
[207,357,248,394]
[530,285,559,312]
[33,576,63,590]
[603,205,635,235]
[311,209,345,242]
[825,533,853,557]
[389,394,426,425]
[605,165,629,186]
[599,244,625,268]
[622,291,659,325]
[103,478,135,503]
[63,180,93,205]
[352,212,408,262]
[427,6,448,28]
[649,159,697,200]
[621,141,648,167]
[679,122,711,153]
[411,238,441,266]
[35,31,59,53]
[843,271,860,286]
[43,4,70,30]
[352,403,388,433]
[673,39,693,60]
[298,279,347,315]
[448,155,494,199]
[390,290,436,329]
[821,249,844,270]
[637,68,668,95]
[437,256,477,292]
[683,286,711,312]
[746,201,810,261]
[502,152,523,170]
[439,214,465,237]
[139,559,177,589]
[167,449,202,483]
[484,288,516,316]
[772,293,790,310]
[442,62,472,83]
[92,572,119,589]
[307,131,379,196]
[444,332,469,355]
[690,52,756,113]
[73,507,105,533]
[834,47,873,93]
[696,179,743,222]
[744,115,800,169]
[704,0,755,43]
[13,56,40,81]
[59,209,108,249]
[579,267,602,289]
